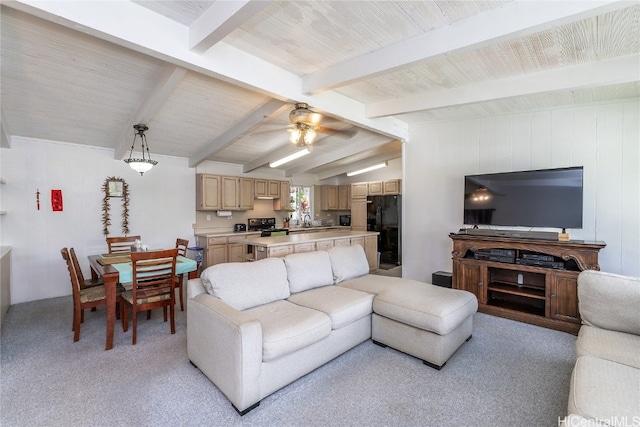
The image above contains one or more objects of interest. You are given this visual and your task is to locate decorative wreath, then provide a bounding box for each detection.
[101,177,130,236]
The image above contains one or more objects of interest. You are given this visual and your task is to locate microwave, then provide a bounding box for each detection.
[339,215,351,226]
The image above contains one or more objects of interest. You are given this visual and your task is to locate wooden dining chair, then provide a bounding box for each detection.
[61,247,122,342]
[120,248,178,345]
[106,235,141,254]
[174,238,189,311]
[69,247,103,290]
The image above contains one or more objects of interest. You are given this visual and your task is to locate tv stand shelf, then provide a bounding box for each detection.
[449,233,606,334]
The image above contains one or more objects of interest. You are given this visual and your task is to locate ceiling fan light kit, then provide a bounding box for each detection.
[288,122,316,147]
[270,148,311,168]
[347,161,388,177]
[124,124,157,176]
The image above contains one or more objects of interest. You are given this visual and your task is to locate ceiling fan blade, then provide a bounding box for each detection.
[316,126,359,139]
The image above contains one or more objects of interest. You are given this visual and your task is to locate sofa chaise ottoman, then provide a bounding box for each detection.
[187,244,477,414]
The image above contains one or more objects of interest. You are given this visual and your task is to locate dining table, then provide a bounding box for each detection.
[88,252,198,350]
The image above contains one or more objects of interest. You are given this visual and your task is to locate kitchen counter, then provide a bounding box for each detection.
[243,230,380,269]
[194,226,350,238]
[242,230,377,248]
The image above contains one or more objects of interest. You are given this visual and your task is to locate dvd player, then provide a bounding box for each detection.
[516,259,565,269]
[474,253,515,263]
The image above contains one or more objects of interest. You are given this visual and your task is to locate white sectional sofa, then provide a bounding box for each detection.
[564,270,640,426]
[187,245,477,415]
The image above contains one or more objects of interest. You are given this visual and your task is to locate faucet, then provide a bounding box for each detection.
[303,214,311,227]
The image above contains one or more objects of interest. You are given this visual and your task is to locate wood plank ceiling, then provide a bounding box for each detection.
[1,1,638,179]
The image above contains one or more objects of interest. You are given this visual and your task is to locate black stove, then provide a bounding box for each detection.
[247,218,289,237]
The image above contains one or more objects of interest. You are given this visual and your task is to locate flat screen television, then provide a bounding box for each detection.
[464,167,583,229]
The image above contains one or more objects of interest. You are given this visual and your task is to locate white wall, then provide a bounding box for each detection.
[0,137,195,303]
[403,101,640,283]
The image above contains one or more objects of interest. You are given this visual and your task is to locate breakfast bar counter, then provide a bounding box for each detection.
[243,230,380,270]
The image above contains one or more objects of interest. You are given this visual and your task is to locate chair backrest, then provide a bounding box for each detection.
[175,238,189,257]
[69,247,89,289]
[106,235,141,254]
[60,247,81,301]
[130,249,178,302]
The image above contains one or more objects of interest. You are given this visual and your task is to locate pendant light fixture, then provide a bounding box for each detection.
[124,124,157,176]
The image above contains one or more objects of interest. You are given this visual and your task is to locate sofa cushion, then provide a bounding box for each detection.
[373,282,478,335]
[328,245,369,283]
[576,325,640,369]
[339,274,415,295]
[284,251,334,293]
[200,258,290,311]
[568,355,640,421]
[244,300,331,362]
[287,286,374,330]
[578,270,640,335]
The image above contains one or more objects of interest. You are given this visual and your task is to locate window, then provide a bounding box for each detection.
[289,186,311,223]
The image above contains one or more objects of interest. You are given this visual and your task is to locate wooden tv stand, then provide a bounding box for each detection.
[449,233,606,334]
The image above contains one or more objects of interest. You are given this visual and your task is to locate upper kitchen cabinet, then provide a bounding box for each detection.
[368,181,383,196]
[338,185,350,210]
[196,174,221,211]
[351,182,368,199]
[351,180,401,200]
[319,185,339,210]
[221,176,240,210]
[317,184,350,211]
[239,177,255,210]
[273,181,291,211]
[255,179,281,198]
[382,179,401,195]
[197,174,254,211]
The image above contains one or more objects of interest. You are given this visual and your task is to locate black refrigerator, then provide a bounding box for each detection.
[366,195,402,267]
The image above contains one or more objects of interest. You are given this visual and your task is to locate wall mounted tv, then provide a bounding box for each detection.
[464,166,584,229]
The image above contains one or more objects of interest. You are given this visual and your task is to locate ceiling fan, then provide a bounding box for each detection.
[285,103,357,149]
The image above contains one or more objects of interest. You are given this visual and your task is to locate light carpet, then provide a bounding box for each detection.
[1,296,575,426]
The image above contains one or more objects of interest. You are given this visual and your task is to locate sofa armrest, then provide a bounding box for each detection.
[187,293,263,412]
[186,278,206,300]
[578,270,640,336]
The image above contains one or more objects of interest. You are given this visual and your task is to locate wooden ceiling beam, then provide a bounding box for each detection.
[302,0,630,94]
[114,64,187,159]
[5,1,408,143]
[189,99,288,168]
[189,0,271,54]
[367,54,640,118]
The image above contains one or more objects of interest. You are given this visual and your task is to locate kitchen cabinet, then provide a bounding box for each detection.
[268,180,280,198]
[351,182,368,199]
[316,240,334,251]
[273,181,291,211]
[450,233,606,334]
[203,236,229,267]
[350,199,367,231]
[228,235,248,263]
[368,181,383,195]
[338,185,350,210]
[196,174,221,211]
[383,179,401,195]
[319,185,339,210]
[198,174,254,211]
[239,178,255,210]
[221,176,240,210]
[255,179,268,197]
[294,242,316,253]
[255,179,282,199]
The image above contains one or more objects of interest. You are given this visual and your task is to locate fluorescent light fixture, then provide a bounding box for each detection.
[269,148,310,168]
[347,162,388,177]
